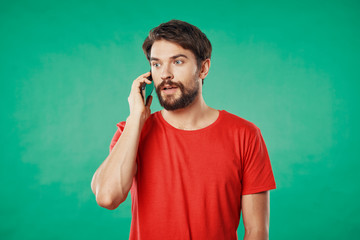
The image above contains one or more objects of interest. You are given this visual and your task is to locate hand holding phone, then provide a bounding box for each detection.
[128,71,153,125]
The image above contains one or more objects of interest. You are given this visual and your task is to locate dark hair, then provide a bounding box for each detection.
[142,20,212,84]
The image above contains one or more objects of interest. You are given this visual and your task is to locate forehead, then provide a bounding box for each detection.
[150,39,196,60]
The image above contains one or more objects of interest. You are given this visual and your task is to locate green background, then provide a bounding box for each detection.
[1,0,359,239]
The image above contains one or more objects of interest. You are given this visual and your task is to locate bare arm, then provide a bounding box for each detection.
[91,116,144,209]
[242,191,270,240]
[91,72,153,210]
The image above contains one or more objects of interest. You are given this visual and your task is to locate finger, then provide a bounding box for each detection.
[133,74,151,86]
[133,72,149,81]
[139,71,151,78]
[139,75,152,84]
[132,79,146,93]
[144,78,152,83]
[131,73,153,94]
[145,95,153,107]
[133,81,153,96]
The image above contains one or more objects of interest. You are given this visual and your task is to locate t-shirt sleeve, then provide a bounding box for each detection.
[109,121,126,153]
[241,126,276,195]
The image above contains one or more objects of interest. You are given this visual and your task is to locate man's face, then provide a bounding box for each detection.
[150,39,201,111]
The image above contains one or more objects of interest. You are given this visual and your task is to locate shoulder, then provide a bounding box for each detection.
[220,110,260,134]
[141,111,160,133]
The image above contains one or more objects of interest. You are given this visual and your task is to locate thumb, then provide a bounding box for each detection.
[146,95,153,108]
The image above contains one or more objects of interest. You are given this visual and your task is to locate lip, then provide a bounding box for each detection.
[162,87,178,94]
[162,85,178,90]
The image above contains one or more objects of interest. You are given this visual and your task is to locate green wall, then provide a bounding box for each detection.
[1,0,359,239]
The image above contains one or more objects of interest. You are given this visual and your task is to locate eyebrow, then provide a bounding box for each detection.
[150,54,188,62]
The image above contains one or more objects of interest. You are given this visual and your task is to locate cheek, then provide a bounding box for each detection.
[191,64,200,76]
[154,81,161,90]
[175,66,198,78]
[151,72,161,86]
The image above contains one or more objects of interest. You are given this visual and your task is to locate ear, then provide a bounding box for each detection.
[199,58,211,79]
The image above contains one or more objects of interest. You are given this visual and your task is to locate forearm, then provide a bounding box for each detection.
[92,115,144,209]
[243,228,269,240]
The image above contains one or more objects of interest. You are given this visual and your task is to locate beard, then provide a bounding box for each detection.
[155,77,200,111]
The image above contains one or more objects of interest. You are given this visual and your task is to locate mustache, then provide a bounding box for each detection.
[157,80,183,90]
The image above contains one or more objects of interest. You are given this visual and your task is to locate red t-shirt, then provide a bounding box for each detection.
[109,110,276,240]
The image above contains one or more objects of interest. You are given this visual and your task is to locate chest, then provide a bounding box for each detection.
[137,130,242,191]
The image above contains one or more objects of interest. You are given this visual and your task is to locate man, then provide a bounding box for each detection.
[91,20,276,240]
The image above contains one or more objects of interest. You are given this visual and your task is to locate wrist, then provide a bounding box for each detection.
[126,114,146,127]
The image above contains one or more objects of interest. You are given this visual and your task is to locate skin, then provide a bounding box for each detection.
[242,191,271,240]
[91,38,270,239]
[149,39,218,129]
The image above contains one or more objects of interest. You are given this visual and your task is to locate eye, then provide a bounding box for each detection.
[152,62,160,67]
[174,60,183,64]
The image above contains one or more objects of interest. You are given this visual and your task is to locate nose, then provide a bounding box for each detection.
[160,64,174,81]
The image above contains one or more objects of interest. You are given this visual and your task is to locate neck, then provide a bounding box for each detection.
[161,92,216,130]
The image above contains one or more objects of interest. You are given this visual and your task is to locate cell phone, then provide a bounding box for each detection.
[141,70,154,105]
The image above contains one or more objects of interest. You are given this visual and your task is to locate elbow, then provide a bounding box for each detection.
[91,172,124,210]
[244,227,269,240]
[95,193,126,210]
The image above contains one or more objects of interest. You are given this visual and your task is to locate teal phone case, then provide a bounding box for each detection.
[144,81,154,105]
